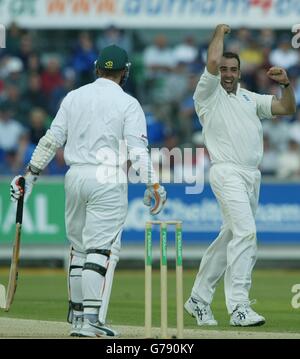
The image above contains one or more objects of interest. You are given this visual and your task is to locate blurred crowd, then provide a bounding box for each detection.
[0,23,300,180]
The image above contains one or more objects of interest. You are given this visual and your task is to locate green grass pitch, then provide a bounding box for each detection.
[0,268,300,333]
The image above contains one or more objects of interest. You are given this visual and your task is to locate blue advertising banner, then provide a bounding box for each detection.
[124,183,300,244]
[1,179,300,244]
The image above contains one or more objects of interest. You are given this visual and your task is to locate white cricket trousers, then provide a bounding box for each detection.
[191,163,261,313]
[64,165,128,252]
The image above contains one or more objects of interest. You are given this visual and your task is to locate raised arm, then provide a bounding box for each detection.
[267,67,296,116]
[207,24,231,75]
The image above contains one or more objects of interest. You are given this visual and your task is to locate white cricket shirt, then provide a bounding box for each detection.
[194,67,273,168]
[49,78,157,183]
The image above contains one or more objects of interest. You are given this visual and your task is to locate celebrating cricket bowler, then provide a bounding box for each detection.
[185,24,296,326]
[9,45,166,337]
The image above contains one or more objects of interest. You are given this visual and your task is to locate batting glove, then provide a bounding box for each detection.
[143,183,167,215]
[10,173,38,203]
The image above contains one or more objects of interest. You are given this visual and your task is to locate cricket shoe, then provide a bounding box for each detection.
[70,314,83,337]
[230,303,265,327]
[184,297,218,326]
[78,319,119,338]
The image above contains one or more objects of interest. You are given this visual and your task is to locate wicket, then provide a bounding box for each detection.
[145,220,183,339]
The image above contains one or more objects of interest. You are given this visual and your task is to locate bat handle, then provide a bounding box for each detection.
[16,177,25,225]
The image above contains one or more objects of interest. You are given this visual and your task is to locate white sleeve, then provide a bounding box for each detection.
[49,93,71,147]
[255,93,274,120]
[29,93,73,172]
[124,99,158,184]
[193,67,221,104]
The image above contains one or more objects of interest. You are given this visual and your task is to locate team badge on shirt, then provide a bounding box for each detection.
[242,94,251,102]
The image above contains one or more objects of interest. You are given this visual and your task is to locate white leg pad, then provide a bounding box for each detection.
[98,236,121,324]
[98,255,118,324]
[82,253,108,314]
[67,249,85,322]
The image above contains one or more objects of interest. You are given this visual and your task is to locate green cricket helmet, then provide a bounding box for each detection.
[95,45,131,86]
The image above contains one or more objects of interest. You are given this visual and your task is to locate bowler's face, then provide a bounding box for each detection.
[220,57,241,94]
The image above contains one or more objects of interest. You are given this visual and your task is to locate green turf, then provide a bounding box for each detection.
[0,268,300,333]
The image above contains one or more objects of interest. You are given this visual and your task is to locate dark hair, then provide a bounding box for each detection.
[222,52,240,69]
[98,68,124,79]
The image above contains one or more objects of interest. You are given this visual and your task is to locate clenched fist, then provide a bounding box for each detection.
[267,67,289,85]
[216,24,231,35]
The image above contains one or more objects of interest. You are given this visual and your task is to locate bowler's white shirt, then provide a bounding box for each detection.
[194,67,273,168]
[48,78,157,182]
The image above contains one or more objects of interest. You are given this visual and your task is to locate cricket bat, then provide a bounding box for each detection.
[0,177,25,310]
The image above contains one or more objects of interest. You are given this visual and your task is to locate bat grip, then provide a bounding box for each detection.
[16,177,25,224]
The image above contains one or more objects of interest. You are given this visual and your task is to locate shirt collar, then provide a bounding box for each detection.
[221,82,241,96]
[95,77,122,90]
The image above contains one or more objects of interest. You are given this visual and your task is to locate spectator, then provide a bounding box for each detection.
[144,106,167,147]
[17,33,35,69]
[239,39,265,90]
[258,29,276,66]
[4,57,27,94]
[28,108,48,145]
[151,62,190,133]
[24,73,48,111]
[276,139,300,179]
[258,29,276,50]
[96,25,132,54]
[226,27,252,53]
[41,55,64,96]
[1,84,28,124]
[143,34,175,104]
[15,131,35,173]
[178,74,202,142]
[163,62,189,102]
[0,103,25,152]
[27,52,43,75]
[269,34,299,70]
[5,22,22,56]
[240,39,265,71]
[259,135,278,176]
[0,26,299,178]
[262,116,290,152]
[173,35,198,65]
[143,34,175,77]
[1,56,23,76]
[0,149,19,175]
[49,68,76,116]
[71,32,97,86]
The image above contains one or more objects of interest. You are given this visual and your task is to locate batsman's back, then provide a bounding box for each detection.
[51,78,142,168]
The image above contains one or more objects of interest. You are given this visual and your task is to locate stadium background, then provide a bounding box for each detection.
[0,0,300,269]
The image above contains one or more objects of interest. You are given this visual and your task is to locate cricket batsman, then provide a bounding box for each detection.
[10,45,166,337]
[184,24,296,326]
